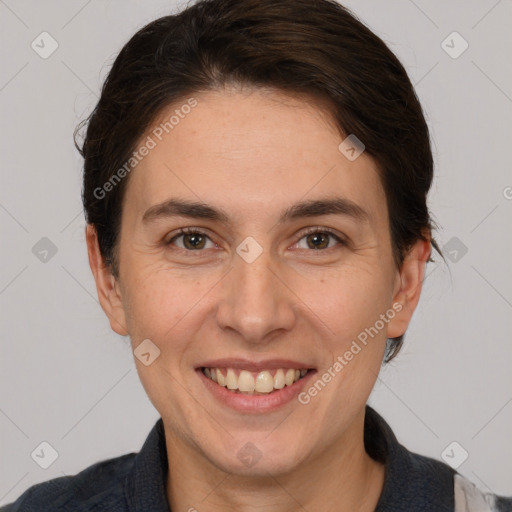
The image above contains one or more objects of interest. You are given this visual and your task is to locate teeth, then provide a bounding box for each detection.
[202,367,309,394]
[226,368,238,390]
[285,369,295,386]
[255,371,274,393]
[274,369,285,389]
[238,370,255,392]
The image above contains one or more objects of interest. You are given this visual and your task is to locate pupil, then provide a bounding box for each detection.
[309,233,328,249]
[185,234,204,249]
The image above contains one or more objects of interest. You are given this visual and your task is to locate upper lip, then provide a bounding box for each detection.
[197,358,315,372]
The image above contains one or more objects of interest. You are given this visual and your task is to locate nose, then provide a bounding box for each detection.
[215,246,296,345]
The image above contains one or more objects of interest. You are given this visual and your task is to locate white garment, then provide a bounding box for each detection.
[455,474,504,512]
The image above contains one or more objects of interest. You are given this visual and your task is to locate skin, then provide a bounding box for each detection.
[86,86,431,511]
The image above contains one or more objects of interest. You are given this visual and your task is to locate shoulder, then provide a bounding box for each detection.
[1,418,170,512]
[365,406,512,511]
[0,453,136,512]
[366,406,455,509]
[454,473,512,512]
[395,447,512,511]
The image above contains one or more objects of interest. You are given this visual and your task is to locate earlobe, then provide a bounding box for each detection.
[386,237,432,339]
[85,224,129,336]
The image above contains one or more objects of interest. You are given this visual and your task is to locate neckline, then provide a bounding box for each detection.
[124,404,454,511]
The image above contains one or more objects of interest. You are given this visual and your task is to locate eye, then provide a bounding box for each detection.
[293,227,346,251]
[165,226,346,254]
[166,228,217,251]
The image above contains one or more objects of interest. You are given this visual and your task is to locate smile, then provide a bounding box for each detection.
[201,367,311,395]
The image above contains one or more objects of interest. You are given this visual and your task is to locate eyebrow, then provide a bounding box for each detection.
[142,197,370,226]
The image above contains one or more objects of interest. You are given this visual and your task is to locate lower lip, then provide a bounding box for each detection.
[197,368,317,413]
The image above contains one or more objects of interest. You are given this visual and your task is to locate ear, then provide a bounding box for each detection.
[85,224,129,336]
[386,236,432,339]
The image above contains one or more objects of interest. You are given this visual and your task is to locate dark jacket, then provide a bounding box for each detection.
[2,405,511,511]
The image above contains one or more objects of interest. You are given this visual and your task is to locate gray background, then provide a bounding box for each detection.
[1,0,511,504]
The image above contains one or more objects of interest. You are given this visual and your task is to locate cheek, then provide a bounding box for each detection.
[121,265,208,345]
[294,264,391,342]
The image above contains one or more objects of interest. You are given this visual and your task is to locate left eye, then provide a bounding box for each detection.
[294,229,345,251]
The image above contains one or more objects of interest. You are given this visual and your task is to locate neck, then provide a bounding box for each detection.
[164,409,386,512]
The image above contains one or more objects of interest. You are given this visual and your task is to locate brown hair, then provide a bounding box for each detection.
[75,0,443,362]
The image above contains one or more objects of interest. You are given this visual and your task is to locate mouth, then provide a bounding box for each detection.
[200,367,313,395]
[196,358,317,412]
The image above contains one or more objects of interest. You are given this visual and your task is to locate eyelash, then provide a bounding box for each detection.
[165,226,346,253]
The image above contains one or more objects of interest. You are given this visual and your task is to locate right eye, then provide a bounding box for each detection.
[166,228,218,252]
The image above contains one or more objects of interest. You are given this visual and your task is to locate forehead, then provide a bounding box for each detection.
[123,88,387,231]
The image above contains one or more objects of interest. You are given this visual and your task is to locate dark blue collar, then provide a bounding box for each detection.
[122,405,455,511]
[366,406,455,511]
[124,416,170,511]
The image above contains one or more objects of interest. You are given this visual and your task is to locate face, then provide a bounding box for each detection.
[87,86,429,476]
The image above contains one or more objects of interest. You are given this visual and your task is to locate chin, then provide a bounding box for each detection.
[202,436,309,477]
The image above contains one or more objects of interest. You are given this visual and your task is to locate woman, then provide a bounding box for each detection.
[2,0,511,510]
